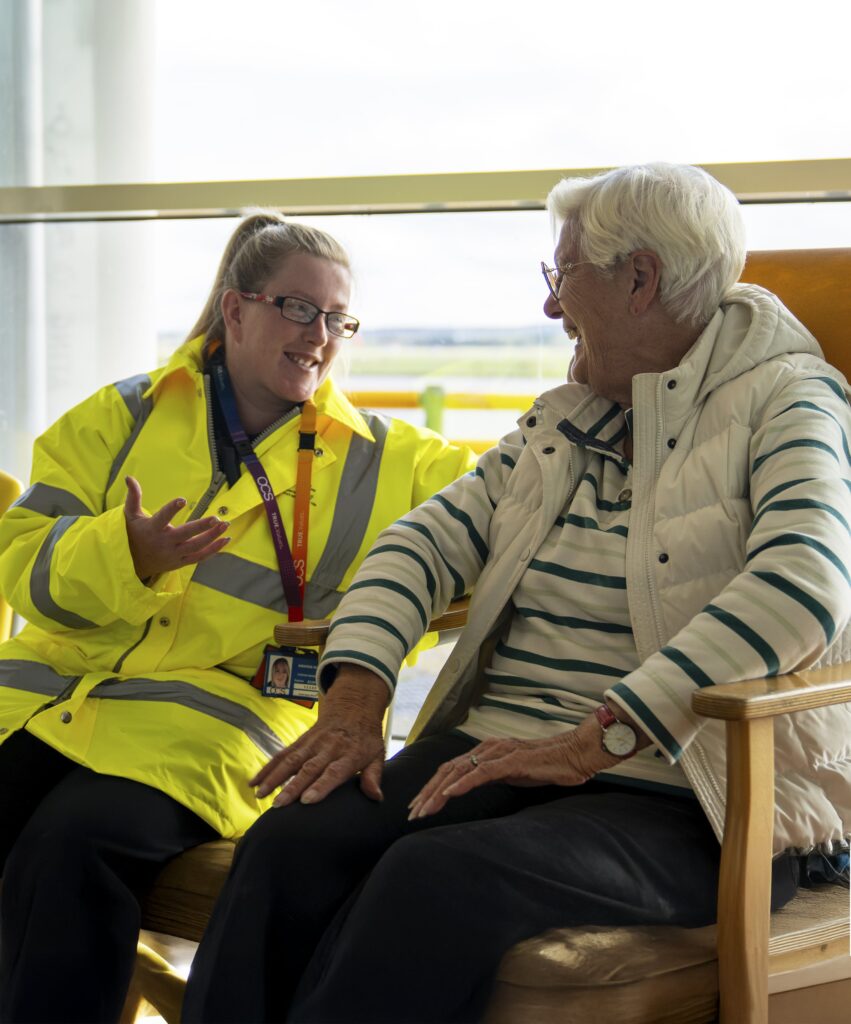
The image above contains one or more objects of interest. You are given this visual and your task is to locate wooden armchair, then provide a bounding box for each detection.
[130,249,851,1023]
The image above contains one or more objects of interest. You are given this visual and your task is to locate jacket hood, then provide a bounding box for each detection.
[687,283,824,404]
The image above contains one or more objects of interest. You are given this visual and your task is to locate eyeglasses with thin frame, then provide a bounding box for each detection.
[239,292,360,339]
[540,260,594,302]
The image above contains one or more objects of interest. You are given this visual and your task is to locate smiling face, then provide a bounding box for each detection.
[543,227,642,405]
[222,252,352,429]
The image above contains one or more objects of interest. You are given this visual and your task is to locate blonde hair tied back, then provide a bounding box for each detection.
[185,210,351,355]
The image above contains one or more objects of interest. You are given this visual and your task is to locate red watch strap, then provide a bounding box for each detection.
[594,704,618,729]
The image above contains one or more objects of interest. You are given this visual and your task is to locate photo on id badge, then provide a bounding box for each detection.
[267,656,292,695]
[262,645,320,702]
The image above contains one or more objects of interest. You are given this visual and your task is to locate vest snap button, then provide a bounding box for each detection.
[666,380,677,390]
[60,711,72,724]
[159,617,171,627]
[217,506,228,516]
[526,416,536,427]
[618,488,632,502]
[0,727,7,735]
[667,438,676,450]
[542,446,555,455]
[658,553,669,564]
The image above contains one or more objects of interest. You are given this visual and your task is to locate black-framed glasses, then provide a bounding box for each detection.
[239,292,360,339]
[540,260,593,301]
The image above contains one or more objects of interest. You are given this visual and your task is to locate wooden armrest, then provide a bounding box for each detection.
[273,597,470,650]
[692,657,851,1024]
[692,661,851,721]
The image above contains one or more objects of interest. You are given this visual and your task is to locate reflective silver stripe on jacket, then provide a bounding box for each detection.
[12,483,94,519]
[192,553,286,614]
[106,373,154,492]
[307,413,389,615]
[89,677,285,759]
[191,414,389,620]
[30,516,97,629]
[0,659,79,697]
[191,554,351,619]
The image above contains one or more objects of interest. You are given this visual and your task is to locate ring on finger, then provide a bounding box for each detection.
[470,754,479,767]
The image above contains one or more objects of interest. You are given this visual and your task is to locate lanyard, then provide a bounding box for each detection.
[210,362,317,623]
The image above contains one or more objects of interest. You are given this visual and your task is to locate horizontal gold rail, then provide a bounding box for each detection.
[346,388,533,449]
[2,160,850,222]
[346,390,534,411]
[346,391,420,409]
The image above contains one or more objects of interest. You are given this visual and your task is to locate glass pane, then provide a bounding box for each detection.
[148,0,851,180]
[2,200,849,483]
[2,0,848,188]
[0,220,160,481]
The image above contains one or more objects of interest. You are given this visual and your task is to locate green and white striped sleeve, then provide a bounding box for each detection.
[609,372,851,762]
[319,431,522,693]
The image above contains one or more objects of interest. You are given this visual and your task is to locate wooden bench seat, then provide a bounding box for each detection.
[140,839,236,944]
[485,883,850,1023]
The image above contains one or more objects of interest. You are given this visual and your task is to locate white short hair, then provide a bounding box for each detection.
[547,163,746,325]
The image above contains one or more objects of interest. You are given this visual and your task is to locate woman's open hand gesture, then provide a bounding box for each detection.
[124,475,231,581]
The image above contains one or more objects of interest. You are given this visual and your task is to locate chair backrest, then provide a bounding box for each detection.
[0,469,24,643]
[741,248,851,378]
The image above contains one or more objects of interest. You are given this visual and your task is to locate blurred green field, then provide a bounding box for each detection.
[348,342,566,381]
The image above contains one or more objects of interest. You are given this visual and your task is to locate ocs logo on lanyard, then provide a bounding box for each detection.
[256,475,274,502]
[257,645,320,705]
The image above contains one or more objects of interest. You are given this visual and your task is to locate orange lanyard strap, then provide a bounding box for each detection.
[210,359,317,624]
[290,400,317,622]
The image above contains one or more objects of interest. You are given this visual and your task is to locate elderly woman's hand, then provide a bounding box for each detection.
[251,666,389,807]
[124,476,231,581]
[407,710,648,820]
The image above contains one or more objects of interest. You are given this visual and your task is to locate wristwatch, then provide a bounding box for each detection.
[594,704,638,759]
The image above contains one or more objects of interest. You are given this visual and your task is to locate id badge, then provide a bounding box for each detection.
[261,645,320,704]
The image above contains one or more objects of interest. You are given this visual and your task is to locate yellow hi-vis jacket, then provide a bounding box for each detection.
[0,337,476,836]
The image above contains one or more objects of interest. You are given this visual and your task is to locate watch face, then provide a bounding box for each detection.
[602,721,637,757]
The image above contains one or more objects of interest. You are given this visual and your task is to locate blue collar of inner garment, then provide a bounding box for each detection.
[556,401,631,469]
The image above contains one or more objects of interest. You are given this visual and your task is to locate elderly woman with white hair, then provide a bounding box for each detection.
[183,163,851,1024]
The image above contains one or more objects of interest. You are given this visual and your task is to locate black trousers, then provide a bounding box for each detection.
[0,730,216,1023]
[183,732,800,1024]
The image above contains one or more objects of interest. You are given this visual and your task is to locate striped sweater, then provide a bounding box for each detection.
[322,285,851,853]
[460,404,691,793]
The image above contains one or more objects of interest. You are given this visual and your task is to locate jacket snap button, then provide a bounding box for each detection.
[60,711,72,724]
[667,438,676,449]
[666,380,677,390]
[618,488,632,502]
[658,553,669,564]
[217,506,228,516]
[159,617,171,627]
[542,446,555,455]
[526,416,536,427]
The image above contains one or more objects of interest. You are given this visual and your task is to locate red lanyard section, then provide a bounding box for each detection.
[210,360,317,622]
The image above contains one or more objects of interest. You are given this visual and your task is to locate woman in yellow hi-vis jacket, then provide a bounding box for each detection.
[0,212,476,1022]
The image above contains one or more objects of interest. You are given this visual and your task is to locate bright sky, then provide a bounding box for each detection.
[153,0,850,181]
